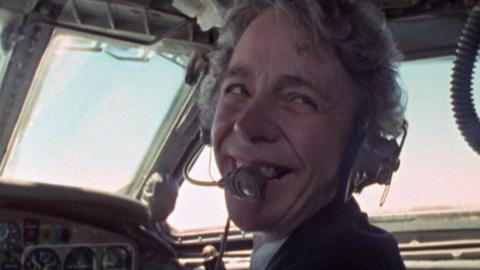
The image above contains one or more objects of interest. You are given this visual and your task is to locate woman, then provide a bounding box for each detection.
[198,1,407,269]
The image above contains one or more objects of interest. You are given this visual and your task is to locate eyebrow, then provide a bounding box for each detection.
[275,74,314,91]
[225,65,252,79]
[223,66,316,93]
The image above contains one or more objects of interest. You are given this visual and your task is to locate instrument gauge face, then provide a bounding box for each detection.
[64,247,96,270]
[101,246,131,270]
[0,221,21,251]
[24,248,61,270]
[1,257,21,270]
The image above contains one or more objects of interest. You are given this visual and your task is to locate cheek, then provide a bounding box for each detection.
[211,105,235,173]
[212,100,243,144]
[284,117,348,177]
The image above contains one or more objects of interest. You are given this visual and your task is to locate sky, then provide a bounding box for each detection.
[0,34,479,232]
[1,35,184,192]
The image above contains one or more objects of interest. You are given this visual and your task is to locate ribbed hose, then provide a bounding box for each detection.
[451,2,480,155]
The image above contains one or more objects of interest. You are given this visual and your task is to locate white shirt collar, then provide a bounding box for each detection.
[249,236,288,270]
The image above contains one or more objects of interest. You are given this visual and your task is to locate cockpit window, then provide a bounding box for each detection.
[168,56,480,233]
[169,145,228,232]
[359,56,480,215]
[0,32,187,194]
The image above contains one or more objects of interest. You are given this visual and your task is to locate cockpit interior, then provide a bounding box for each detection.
[0,0,479,269]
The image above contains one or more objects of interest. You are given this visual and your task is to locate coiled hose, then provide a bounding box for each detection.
[451,2,480,155]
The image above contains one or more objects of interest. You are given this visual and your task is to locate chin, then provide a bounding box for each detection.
[225,192,275,232]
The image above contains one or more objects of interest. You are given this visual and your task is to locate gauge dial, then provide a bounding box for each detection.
[65,247,96,270]
[0,222,20,251]
[101,246,131,270]
[1,257,21,270]
[24,248,60,270]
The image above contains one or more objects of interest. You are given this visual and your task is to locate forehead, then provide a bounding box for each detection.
[229,8,340,79]
[227,8,351,92]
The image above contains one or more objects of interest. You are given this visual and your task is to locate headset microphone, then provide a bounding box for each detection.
[218,166,269,202]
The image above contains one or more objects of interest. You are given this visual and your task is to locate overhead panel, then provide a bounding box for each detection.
[57,0,192,43]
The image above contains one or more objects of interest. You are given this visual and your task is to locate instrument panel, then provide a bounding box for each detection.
[0,208,137,270]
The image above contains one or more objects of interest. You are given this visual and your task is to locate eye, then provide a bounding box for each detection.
[288,94,318,109]
[224,84,249,97]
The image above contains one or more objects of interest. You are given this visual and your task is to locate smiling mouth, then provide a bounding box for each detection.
[233,159,293,181]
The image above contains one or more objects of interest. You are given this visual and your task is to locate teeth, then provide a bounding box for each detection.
[259,166,278,178]
[234,159,289,180]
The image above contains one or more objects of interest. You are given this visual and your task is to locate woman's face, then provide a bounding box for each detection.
[211,8,360,239]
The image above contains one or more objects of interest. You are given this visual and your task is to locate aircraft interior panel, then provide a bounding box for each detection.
[0,208,137,270]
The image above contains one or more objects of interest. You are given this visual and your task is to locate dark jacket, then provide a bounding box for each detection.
[265,199,406,270]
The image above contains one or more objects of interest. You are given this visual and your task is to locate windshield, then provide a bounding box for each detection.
[0,32,187,194]
[168,56,480,232]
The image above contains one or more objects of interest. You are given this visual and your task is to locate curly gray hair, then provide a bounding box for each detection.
[197,0,406,139]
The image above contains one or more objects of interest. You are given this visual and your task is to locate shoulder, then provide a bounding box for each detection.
[266,200,405,270]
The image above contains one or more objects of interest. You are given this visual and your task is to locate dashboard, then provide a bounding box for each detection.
[0,181,182,270]
[0,208,138,270]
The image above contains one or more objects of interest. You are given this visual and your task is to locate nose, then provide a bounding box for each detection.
[234,98,281,144]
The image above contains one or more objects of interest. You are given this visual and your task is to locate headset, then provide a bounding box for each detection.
[177,118,407,222]
[211,119,408,204]
[339,120,408,204]
[218,166,269,201]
